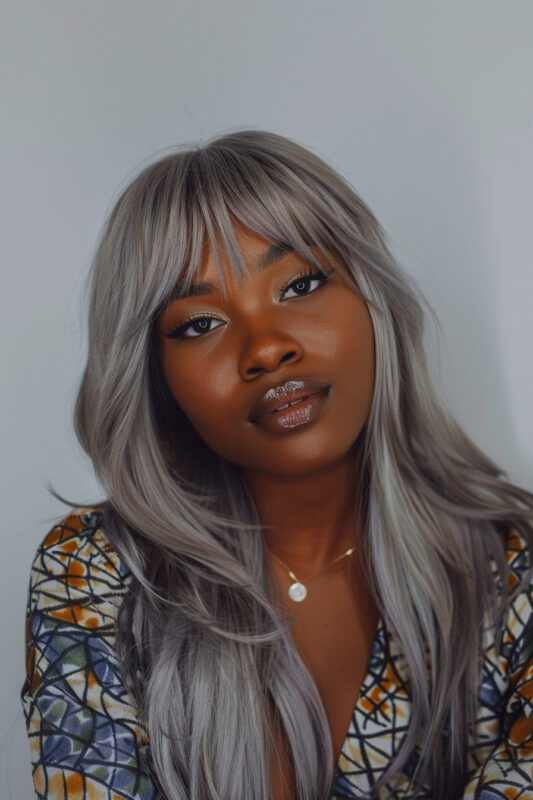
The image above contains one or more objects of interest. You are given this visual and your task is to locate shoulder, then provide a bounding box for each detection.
[34,506,123,571]
[23,511,160,800]
[482,527,533,685]
[464,529,533,800]
[24,507,135,728]
[499,528,533,673]
[28,507,131,625]
[500,527,532,587]
[496,527,532,618]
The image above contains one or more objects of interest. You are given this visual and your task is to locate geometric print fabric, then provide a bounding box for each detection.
[22,510,533,799]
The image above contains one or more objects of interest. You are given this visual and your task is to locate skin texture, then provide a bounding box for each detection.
[155,224,379,799]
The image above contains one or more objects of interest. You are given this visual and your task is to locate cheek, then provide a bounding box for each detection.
[159,351,236,446]
[348,319,375,386]
[330,303,376,419]
[324,299,375,375]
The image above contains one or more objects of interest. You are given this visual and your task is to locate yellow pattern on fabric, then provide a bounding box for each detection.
[22,510,533,798]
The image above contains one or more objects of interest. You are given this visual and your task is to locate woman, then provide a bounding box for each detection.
[22,130,533,800]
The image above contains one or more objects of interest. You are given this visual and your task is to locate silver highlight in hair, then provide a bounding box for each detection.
[75,130,533,799]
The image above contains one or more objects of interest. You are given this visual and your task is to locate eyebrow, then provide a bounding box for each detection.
[256,243,294,270]
[173,281,220,300]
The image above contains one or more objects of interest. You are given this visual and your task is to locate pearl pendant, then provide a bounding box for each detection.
[288,581,307,602]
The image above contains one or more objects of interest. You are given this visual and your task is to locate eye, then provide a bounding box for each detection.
[280,269,330,301]
[166,315,225,340]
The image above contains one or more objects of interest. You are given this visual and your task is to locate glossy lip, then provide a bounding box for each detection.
[253,389,330,434]
[249,379,330,423]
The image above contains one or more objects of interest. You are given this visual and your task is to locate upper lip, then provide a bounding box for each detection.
[248,379,330,422]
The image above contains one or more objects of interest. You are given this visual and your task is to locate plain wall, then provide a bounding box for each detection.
[2,1,532,794]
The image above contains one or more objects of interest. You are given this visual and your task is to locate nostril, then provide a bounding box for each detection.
[241,342,303,380]
[280,350,297,363]
[245,353,295,376]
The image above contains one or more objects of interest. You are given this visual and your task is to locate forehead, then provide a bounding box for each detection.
[166,222,349,307]
[198,225,285,280]
[177,226,305,303]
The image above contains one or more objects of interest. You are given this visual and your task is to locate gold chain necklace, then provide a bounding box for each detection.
[267,545,356,602]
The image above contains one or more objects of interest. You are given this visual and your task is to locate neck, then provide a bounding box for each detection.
[243,454,361,573]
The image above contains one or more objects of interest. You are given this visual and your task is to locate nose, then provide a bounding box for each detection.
[238,328,303,380]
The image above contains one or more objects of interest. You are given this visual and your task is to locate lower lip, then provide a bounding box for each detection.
[252,388,330,434]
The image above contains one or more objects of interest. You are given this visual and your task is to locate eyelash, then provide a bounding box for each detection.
[166,268,330,340]
[279,267,331,300]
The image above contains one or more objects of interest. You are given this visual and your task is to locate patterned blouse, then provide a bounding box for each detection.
[22,509,533,799]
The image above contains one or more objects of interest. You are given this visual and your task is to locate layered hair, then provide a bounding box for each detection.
[76,130,533,800]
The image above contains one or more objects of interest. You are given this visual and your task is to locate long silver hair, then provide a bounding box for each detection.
[76,129,533,799]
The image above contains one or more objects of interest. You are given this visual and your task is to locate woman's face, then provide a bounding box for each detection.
[155,225,375,480]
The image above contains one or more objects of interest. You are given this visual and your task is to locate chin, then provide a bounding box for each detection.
[241,439,358,480]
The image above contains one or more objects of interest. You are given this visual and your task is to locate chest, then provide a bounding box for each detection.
[290,562,380,757]
[269,559,380,798]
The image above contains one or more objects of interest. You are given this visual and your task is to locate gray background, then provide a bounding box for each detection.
[2,1,532,794]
